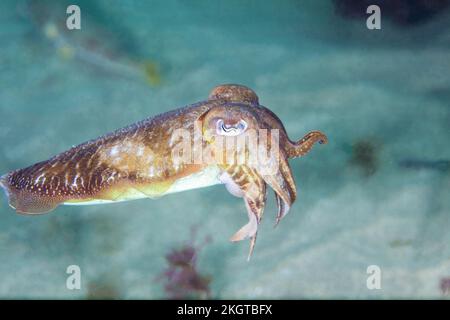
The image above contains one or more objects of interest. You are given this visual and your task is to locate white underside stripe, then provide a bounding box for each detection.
[63,166,222,206]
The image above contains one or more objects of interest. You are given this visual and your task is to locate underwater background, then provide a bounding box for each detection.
[0,0,450,299]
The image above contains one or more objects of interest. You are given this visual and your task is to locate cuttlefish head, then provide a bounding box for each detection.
[199,84,327,260]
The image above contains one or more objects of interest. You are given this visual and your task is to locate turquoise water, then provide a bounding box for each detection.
[0,0,450,298]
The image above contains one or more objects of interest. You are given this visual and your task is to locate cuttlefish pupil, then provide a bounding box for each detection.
[0,84,327,260]
[217,119,247,136]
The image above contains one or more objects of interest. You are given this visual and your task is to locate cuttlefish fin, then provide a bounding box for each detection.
[221,165,267,260]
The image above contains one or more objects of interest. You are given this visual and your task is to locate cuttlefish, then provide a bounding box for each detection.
[0,84,327,259]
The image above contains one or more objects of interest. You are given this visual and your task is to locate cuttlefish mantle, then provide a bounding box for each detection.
[0,84,327,260]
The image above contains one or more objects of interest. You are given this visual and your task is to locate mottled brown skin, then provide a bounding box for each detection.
[1,103,212,213]
[0,84,327,259]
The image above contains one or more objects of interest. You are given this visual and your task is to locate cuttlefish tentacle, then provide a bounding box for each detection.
[220,164,266,259]
[286,131,328,158]
[200,97,326,258]
[265,131,327,226]
[265,151,297,226]
[245,178,267,260]
[0,83,327,260]
[273,131,327,224]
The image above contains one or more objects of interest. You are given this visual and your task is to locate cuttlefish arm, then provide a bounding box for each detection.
[219,164,266,260]
[267,131,328,226]
[200,85,327,258]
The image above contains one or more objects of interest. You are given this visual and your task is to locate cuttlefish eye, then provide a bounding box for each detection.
[216,119,248,136]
